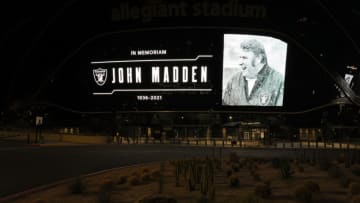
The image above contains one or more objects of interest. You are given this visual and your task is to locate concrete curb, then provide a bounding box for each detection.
[0,161,160,203]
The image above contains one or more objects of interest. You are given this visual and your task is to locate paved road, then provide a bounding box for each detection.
[0,141,340,198]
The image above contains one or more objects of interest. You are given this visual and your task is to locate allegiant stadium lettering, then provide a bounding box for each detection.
[108,65,208,84]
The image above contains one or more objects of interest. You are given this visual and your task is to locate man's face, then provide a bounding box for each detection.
[238,49,263,79]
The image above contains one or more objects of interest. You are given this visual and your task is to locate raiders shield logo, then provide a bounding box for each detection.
[93,68,107,86]
[259,93,270,106]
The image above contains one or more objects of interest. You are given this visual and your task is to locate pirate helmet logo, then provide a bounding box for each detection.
[259,93,270,106]
[93,68,107,86]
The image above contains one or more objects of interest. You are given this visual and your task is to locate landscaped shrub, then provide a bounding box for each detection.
[232,163,240,172]
[196,196,213,203]
[339,177,353,188]
[118,175,128,184]
[229,175,239,187]
[238,193,260,203]
[151,170,161,179]
[350,183,360,195]
[337,152,346,164]
[229,152,239,163]
[271,158,281,168]
[141,172,152,182]
[226,169,232,177]
[128,175,141,186]
[351,166,360,176]
[69,177,85,194]
[351,195,360,203]
[32,200,47,203]
[98,181,113,203]
[295,186,312,203]
[318,159,331,171]
[305,181,320,193]
[136,195,177,203]
[280,160,294,179]
[297,165,304,172]
[252,172,261,181]
[328,165,343,178]
[254,183,271,198]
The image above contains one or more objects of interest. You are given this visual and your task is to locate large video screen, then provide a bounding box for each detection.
[222,34,288,106]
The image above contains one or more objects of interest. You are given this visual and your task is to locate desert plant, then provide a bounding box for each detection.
[151,170,161,179]
[229,152,239,163]
[226,169,233,177]
[239,193,261,203]
[229,175,239,187]
[350,182,360,196]
[32,200,47,203]
[98,181,113,203]
[254,183,271,198]
[328,165,343,178]
[305,181,320,193]
[158,162,165,194]
[318,159,331,171]
[129,175,141,186]
[271,158,281,168]
[295,186,312,203]
[196,196,213,203]
[136,194,177,203]
[340,177,353,188]
[69,177,85,194]
[141,172,152,182]
[252,172,261,181]
[232,163,240,172]
[280,160,294,179]
[351,195,360,203]
[352,166,360,176]
[118,175,128,184]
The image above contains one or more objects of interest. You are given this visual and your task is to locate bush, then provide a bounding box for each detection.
[318,159,331,171]
[295,186,312,203]
[226,169,233,177]
[98,181,113,203]
[271,158,281,168]
[232,164,240,172]
[151,170,161,179]
[229,152,239,163]
[350,183,360,195]
[352,196,360,203]
[101,180,114,191]
[141,172,152,182]
[136,195,177,203]
[297,165,304,173]
[352,166,360,176]
[118,175,128,184]
[337,152,346,164]
[129,175,141,186]
[143,168,150,173]
[328,165,343,178]
[32,200,47,203]
[339,177,353,188]
[305,181,320,193]
[280,161,294,179]
[239,193,260,203]
[196,196,213,203]
[254,183,271,198]
[69,177,85,194]
[252,172,261,181]
[229,175,239,187]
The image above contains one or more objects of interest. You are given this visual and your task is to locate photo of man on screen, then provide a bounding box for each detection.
[222,35,287,106]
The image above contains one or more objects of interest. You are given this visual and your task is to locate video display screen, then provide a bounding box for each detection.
[222,34,288,106]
